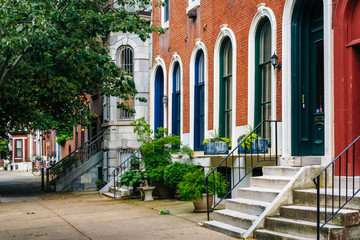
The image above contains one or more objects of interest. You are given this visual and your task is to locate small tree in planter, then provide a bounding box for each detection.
[202,130,231,155]
[177,168,228,212]
[163,162,196,194]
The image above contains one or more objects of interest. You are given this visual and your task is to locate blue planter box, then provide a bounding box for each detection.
[204,142,229,155]
[238,139,268,154]
[251,139,269,153]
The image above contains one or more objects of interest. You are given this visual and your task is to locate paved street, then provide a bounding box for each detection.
[0,171,237,240]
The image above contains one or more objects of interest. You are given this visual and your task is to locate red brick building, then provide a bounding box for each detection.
[151,0,334,165]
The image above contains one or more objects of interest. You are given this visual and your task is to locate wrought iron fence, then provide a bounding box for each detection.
[45,130,104,191]
[313,135,360,240]
[204,120,281,221]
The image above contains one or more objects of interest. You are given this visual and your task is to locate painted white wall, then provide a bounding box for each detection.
[282,0,334,161]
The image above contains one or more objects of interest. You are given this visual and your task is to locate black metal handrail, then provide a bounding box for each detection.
[46,130,104,191]
[112,148,143,198]
[313,135,360,240]
[204,120,281,221]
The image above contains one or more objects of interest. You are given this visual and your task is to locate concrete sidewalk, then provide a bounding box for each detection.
[0,173,238,240]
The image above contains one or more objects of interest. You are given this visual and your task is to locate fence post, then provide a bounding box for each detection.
[41,168,45,191]
[46,170,50,192]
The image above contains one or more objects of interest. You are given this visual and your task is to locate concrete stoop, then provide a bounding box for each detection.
[103,185,132,199]
[203,166,303,238]
[255,187,360,239]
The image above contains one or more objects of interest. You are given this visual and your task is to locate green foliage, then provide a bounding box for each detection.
[202,130,231,147]
[0,137,9,159]
[177,168,228,202]
[95,179,106,186]
[56,128,73,146]
[163,162,196,191]
[119,169,145,187]
[0,0,164,138]
[240,125,260,150]
[131,118,182,182]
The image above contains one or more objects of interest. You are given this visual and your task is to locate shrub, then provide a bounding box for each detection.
[178,168,228,202]
[163,162,196,191]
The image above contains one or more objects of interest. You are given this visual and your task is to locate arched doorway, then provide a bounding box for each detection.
[291,0,324,156]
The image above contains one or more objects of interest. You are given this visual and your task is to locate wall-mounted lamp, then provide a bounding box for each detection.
[162,95,168,105]
[271,53,282,70]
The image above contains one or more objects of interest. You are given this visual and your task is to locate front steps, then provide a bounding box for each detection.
[255,187,360,239]
[203,166,302,238]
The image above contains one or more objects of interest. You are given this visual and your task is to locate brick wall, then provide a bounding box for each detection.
[152,0,285,134]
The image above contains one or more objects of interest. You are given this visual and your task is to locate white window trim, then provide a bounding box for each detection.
[168,53,184,141]
[150,56,167,131]
[161,0,169,28]
[186,0,200,14]
[282,0,333,161]
[248,4,277,150]
[213,25,237,149]
[189,39,208,150]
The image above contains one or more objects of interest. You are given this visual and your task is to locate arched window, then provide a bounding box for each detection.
[154,67,165,134]
[172,62,181,136]
[255,20,272,139]
[194,50,205,150]
[117,46,134,120]
[219,37,232,139]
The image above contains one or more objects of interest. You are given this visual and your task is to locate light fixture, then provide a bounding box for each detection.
[271,53,282,70]
[162,95,168,105]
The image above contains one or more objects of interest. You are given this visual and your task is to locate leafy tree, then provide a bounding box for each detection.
[0,0,163,138]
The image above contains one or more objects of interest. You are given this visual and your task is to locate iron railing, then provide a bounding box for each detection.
[313,135,360,240]
[45,130,104,191]
[204,120,281,221]
[112,148,143,198]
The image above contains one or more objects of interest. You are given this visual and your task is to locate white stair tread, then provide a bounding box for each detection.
[227,197,270,207]
[215,209,258,221]
[252,175,293,180]
[267,217,345,229]
[203,220,247,234]
[282,205,359,214]
[240,186,282,193]
[102,192,122,199]
[295,188,360,197]
[256,229,312,240]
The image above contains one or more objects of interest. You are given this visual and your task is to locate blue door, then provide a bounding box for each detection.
[194,51,205,150]
[155,67,164,134]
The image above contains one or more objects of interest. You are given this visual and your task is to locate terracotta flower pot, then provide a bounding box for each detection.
[193,193,213,212]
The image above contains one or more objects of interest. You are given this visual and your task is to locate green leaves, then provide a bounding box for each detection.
[0,0,163,138]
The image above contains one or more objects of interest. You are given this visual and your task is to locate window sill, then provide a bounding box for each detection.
[186,1,200,14]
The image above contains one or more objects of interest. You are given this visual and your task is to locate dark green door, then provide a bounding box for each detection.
[291,0,324,156]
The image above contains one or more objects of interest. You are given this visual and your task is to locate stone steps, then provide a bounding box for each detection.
[294,188,360,210]
[280,205,360,227]
[213,209,258,229]
[202,220,247,239]
[203,166,301,238]
[225,198,269,216]
[262,217,346,239]
[255,229,313,240]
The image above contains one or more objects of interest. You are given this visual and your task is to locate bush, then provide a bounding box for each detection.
[163,162,196,191]
[119,169,145,187]
[178,168,228,202]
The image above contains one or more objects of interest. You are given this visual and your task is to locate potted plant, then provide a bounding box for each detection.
[119,169,145,197]
[238,126,268,154]
[178,168,228,212]
[95,179,106,190]
[203,130,231,155]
